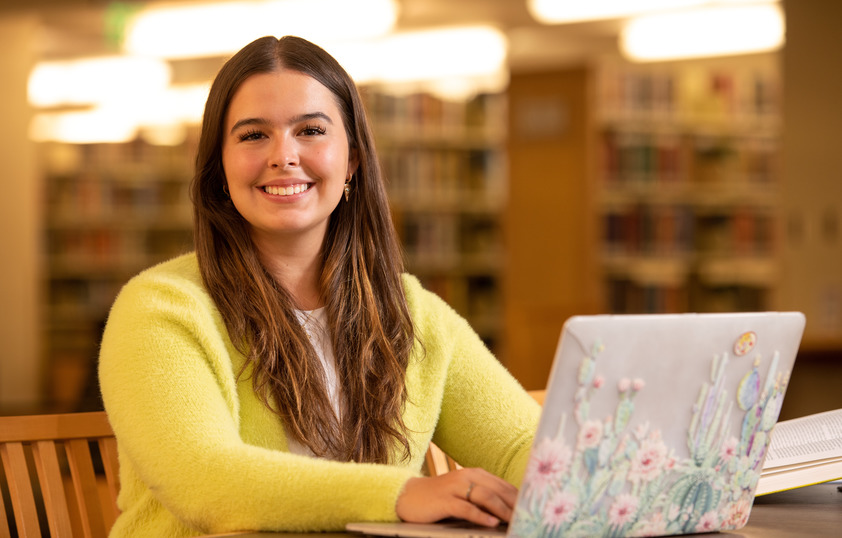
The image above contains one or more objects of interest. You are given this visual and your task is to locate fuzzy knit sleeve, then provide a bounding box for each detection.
[401,275,541,486]
[99,254,420,537]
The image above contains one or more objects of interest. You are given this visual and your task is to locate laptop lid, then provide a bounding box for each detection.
[509,311,805,537]
[348,312,805,538]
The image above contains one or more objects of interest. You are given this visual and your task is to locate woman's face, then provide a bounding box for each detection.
[221,69,357,246]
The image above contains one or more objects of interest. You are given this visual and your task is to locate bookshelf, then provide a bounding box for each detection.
[364,90,508,354]
[594,56,781,314]
[41,138,196,410]
[503,58,782,390]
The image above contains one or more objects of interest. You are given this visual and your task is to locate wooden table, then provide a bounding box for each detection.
[720,482,842,537]
[207,482,842,537]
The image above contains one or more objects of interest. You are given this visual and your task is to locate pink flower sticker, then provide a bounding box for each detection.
[543,490,578,528]
[720,436,738,462]
[628,436,668,482]
[577,420,603,449]
[525,437,571,495]
[608,494,639,527]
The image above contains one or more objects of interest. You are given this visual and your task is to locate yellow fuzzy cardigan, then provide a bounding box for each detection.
[99,253,539,536]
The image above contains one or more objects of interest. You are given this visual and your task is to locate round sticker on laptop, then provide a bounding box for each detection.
[734,331,757,356]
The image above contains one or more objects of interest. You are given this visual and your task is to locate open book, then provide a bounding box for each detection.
[757,408,842,495]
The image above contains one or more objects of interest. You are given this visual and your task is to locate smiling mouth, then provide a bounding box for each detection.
[263,184,310,196]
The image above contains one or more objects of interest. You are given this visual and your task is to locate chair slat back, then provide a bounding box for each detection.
[97,437,120,520]
[0,411,119,538]
[1,441,42,536]
[0,489,9,538]
[32,440,74,535]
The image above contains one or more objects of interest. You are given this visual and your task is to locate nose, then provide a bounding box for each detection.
[269,134,299,169]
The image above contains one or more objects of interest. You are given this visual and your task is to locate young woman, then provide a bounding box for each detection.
[99,35,540,536]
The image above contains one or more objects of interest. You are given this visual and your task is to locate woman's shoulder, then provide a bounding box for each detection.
[131,251,201,286]
[116,252,207,308]
[400,273,467,331]
[400,273,438,310]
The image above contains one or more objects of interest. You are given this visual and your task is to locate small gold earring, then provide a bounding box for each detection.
[344,174,352,202]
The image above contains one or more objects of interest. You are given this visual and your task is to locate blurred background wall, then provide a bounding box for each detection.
[0,0,839,419]
[0,13,41,413]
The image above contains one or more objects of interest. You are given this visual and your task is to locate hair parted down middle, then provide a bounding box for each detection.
[190,35,416,464]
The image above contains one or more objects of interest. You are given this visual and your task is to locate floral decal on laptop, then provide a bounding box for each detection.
[510,339,788,538]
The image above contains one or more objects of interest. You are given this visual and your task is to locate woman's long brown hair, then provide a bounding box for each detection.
[191,36,415,463]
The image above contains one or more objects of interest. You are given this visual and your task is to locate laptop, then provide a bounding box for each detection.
[347,312,806,537]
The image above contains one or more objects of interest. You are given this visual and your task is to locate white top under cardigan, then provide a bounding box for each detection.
[287,307,342,457]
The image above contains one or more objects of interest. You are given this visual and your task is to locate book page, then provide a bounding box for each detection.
[764,408,842,468]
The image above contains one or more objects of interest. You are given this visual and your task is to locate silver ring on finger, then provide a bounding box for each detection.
[466,482,475,503]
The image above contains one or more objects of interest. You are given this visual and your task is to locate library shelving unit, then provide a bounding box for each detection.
[364,90,508,354]
[594,55,781,314]
[42,137,197,410]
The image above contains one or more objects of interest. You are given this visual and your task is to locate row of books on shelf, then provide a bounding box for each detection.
[380,147,506,203]
[418,274,502,350]
[47,229,192,276]
[43,138,195,185]
[48,277,124,322]
[602,206,774,256]
[600,131,777,186]
[605,279,688,314]
[49,176,191,222]
[398,214,502,270]
[605,277,769,314]
[597,63,779,123]
[364,91,506,137]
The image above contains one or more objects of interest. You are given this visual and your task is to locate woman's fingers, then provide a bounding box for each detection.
[395,468,519,527]
[447,498,501,528]
[461,481,515,523]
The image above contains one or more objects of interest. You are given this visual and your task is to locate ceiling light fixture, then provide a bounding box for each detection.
[527,0,708,24]
[528,0,779,24]
[123,0,399,59]
[620,2,785,62]
[27,56,170,108]
[339,26,507,82]
[329,26,508,99]
[28,83,210,145]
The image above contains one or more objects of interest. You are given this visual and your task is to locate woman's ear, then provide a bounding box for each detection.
[348,148,360,179]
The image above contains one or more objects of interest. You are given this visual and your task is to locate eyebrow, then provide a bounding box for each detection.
[229,112,334,135]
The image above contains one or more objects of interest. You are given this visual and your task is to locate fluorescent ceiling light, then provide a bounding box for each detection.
[328,26,508,97]
[124,0,398,59]
[621,3,785,61]
[528,0,707,23]
[28,56,170,108]
[29,83,210,145]
[528,0,777,24]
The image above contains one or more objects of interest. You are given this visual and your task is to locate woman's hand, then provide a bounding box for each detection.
[395,468,518,527]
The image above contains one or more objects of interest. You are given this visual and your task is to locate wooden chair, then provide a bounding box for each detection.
[0,411,119,538]
[424,390,546,477]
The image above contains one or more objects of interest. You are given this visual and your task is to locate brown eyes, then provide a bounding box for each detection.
[236,124,326,142]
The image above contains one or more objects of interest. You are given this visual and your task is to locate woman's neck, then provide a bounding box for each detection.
[251,231,325,311]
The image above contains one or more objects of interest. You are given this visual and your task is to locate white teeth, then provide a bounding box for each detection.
[264,184,309,196]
